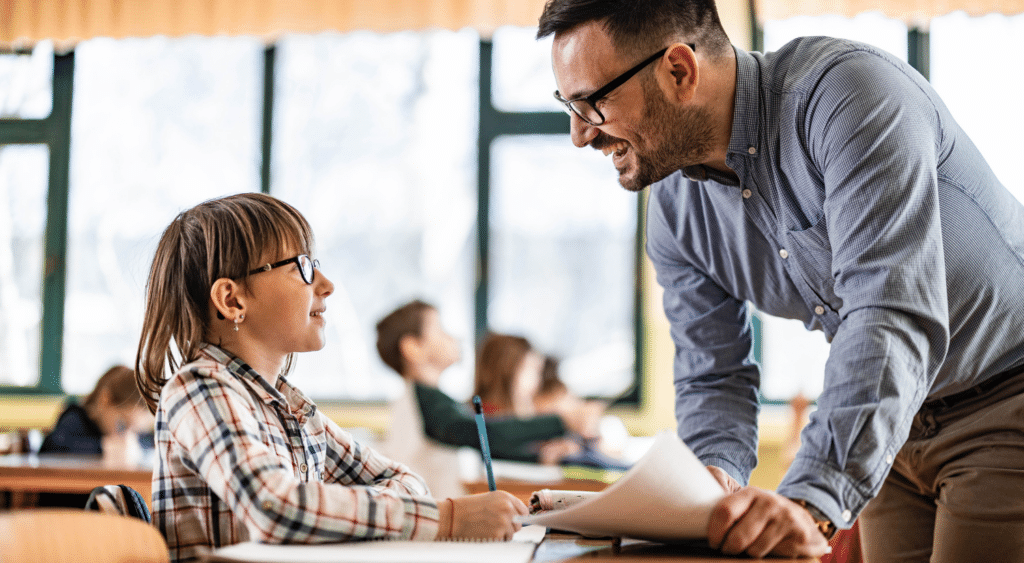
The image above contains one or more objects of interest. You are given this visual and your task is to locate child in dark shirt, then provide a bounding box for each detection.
[375,300,600,465]
[38,364,153,507]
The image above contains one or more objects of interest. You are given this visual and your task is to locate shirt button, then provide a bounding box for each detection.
[814,306,825,315]
[742,188,752,199]
[299,463,308,473]
[747,146,757,155]
[841,510,853,523]
[779,249,789,259]
[886,454,894,464]
[261,500,273,510]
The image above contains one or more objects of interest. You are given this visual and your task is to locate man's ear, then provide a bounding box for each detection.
[210,278,246,322]
[658,42,699,103]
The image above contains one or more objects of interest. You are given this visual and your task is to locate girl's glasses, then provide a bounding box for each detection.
[248,254,319,284]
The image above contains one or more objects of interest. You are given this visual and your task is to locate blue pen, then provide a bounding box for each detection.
[472,395,497,491]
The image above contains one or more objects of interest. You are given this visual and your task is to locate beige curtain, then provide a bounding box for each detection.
[0,0,550,50]
[757,0,1024,26]
[5,0,1024,49]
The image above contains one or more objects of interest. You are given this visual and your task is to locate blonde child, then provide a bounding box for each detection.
[135,193,526,563]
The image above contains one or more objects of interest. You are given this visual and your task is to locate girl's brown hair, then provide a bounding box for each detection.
[472,333,533,413]
[135,193,314,413]
[83,365,144,413]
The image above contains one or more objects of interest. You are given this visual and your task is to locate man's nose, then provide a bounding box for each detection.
[569,112,599,148]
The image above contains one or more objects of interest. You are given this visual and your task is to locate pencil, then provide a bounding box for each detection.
[472,395,497,491]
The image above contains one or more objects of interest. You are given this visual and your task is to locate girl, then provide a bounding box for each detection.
[473,334,628,470]
[473,334,545,418]
[135,193,525,563]
[38,364,153,508]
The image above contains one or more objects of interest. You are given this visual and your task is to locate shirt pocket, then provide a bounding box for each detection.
[784,216,842,312]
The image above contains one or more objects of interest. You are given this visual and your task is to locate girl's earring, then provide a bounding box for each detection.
[234,314,244,332]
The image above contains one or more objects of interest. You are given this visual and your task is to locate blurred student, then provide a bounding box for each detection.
[533,355,630,466]
[375,301,600,469]
[136,194,526,563]
[473,333,608,465]
[37,364,154,508]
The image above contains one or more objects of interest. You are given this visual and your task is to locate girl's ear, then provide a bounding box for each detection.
[210,278,245,322]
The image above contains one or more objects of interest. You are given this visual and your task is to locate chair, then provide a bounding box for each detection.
[0,509,169,563]
[85,484,151,522]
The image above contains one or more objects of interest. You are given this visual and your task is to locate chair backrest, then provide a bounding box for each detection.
[0,509,169,563]
[85,484,151,522]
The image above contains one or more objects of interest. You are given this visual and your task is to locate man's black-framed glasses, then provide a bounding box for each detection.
[248,254,319,285]
[554,44,694,126]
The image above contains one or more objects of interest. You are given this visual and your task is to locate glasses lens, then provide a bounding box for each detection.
[298,255,314,284]
[569,101,602,125]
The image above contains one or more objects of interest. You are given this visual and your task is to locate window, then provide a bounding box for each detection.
[5,28,643,404]
[271,30,479,400]
[488,27,640,399]
[490,135,637,397]
[930,12,1024,202]
[0,42,53,118]
[0,145,48,387]
[763,12,907,58]
[0,42,55,389]
[63,36,262,394]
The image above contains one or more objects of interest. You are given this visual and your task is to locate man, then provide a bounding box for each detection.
[537,0,1024,560]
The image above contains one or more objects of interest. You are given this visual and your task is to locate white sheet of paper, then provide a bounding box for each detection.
[203,525,544,563]
[520,431,725,542]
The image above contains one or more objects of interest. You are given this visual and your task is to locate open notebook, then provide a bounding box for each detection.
[202,523,545,563]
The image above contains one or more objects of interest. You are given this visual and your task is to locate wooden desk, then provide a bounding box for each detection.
[0,453,153,508]
[464,477,610,505]
[534,533,818,562]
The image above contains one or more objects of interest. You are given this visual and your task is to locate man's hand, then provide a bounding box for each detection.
[707,487,831,559]
[706,465,742,494]
[445,491,529,541]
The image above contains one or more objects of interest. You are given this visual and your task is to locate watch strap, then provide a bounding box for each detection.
[794,499,837,540]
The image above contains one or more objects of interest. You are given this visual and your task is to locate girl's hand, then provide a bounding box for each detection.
[441,491,528,541]
[557,400,604,440]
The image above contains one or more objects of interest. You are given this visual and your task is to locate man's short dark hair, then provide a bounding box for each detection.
[537,0,731,60]
[375,299,435,375]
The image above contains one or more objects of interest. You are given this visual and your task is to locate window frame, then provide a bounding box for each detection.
[0,49,73,395]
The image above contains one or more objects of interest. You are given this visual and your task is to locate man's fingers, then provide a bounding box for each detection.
[708,488,832,558]
[707,488,757,549]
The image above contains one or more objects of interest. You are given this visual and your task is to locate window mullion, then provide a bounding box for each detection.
[38,50,74,394]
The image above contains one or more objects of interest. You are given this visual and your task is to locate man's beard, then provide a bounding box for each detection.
[595,85,716,192]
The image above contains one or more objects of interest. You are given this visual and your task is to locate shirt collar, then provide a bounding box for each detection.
[680,47,762,185]
[198,343,316,417]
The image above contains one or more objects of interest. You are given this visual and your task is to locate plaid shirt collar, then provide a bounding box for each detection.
[198,343,317,419]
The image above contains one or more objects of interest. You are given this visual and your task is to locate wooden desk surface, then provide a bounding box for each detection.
[464,477,610,505]
[0,453,153,506]
[534,533,818,562]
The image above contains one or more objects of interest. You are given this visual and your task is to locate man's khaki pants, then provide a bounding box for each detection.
[859,373,1024,562]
